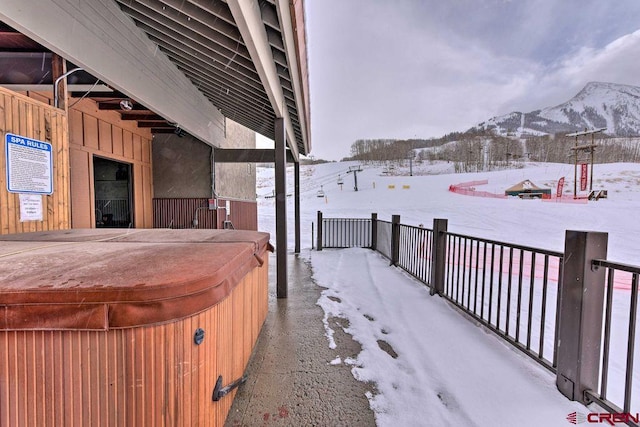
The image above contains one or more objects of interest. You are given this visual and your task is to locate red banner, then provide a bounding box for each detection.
[556,177,565,197]
[580,163,588,191]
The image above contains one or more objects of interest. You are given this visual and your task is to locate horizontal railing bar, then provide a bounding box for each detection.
[584,390,625,419]
[593,259,640,275]
[444,231,563,258]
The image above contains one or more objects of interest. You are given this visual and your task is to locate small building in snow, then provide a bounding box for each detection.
[505,179,551,198]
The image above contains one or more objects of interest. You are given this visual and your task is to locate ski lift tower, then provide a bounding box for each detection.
[347,165,363,191]
[566,127,606,199]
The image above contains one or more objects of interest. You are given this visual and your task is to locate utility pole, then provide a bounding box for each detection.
[347,165,363,191]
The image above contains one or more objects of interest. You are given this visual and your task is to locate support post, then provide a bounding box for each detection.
[51,53,67,111]
[371,213,378,251]
[556,230,608,403]
[430,219,448,296]
[275,118,287,298]
[316,211,323,251]
[391,214,400,266]
[294,161,300,253]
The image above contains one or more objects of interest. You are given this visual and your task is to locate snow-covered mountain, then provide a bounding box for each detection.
[476,82,640,137]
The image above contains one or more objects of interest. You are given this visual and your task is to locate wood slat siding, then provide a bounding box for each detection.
[217,199,258,231]
[0,87,70,235]
[153,198,217,229]
[0,258,269,426]
[153,199,258,230]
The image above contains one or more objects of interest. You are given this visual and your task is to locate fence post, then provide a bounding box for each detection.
[391,214,400,266]
[430,218,448,296]
[317,211,323,251]
[371,213,378,250]
[556,230,608,404]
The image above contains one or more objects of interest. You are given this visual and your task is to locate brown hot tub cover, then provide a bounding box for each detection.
[0,229,272,330]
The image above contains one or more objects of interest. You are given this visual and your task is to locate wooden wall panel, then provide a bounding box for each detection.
[133,163,144,228]
[69,109,83,146]
[70,148,92,228]
[67,99,153,229]
[142,138,150,163]
[98,121,113,153]
[123,130,133,159]
[83,114,99,150]
[133,134,142,161]
[0,263,269,426]
[0,87,70,235]
[112,126,124,156]
[143,165,153,227]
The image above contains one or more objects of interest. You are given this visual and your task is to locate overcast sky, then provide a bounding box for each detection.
[303,0,640,160]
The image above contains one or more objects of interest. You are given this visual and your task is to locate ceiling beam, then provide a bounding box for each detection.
[115,0,255,69]
[227,0,299,161]
[70,91,127,99]
[214,148,295,163]
[0,0,225,146]
[120,113,165,121]
[98,102,149,111]
[137,121,172,128]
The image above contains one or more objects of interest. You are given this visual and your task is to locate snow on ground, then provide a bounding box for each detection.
[257,160,640,427]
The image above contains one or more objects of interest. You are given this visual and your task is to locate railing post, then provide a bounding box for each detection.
[430,218,448,296]
[371,213,378,251]
[316,211,323,251]
[391,214,400,266]
[556,230,608,404]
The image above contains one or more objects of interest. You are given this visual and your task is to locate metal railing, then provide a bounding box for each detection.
[398,224,433,285]
[314,211,640,424]
[318,213,372,249]
[95,199,130,226]
[586,259,639,417]
[442,231,563,372]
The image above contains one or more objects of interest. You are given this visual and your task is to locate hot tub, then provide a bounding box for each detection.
[0,228,271,426]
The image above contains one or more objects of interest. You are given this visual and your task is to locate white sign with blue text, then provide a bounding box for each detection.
[5,133,53,195]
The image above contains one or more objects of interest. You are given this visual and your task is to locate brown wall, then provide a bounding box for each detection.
[153,198,257,231]
[0,87,70,234]
[68,99,153,228]
[153,198,216,229]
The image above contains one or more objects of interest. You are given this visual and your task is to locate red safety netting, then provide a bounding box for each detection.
[449,180,507,199]
[449,180,588,204]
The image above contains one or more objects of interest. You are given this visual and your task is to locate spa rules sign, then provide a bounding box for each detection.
[5,133,53,195]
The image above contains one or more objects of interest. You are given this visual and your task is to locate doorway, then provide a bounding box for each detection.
[93,156,133,228]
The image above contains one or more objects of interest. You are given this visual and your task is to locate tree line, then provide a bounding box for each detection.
[344,132,640,172]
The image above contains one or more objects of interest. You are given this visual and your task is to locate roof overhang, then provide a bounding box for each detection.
[0,0,310,158]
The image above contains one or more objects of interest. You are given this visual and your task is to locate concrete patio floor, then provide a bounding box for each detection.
[225,253,376,427]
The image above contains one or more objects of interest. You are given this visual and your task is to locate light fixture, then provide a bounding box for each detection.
[174,126,186,137]
[119,99,133,111]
